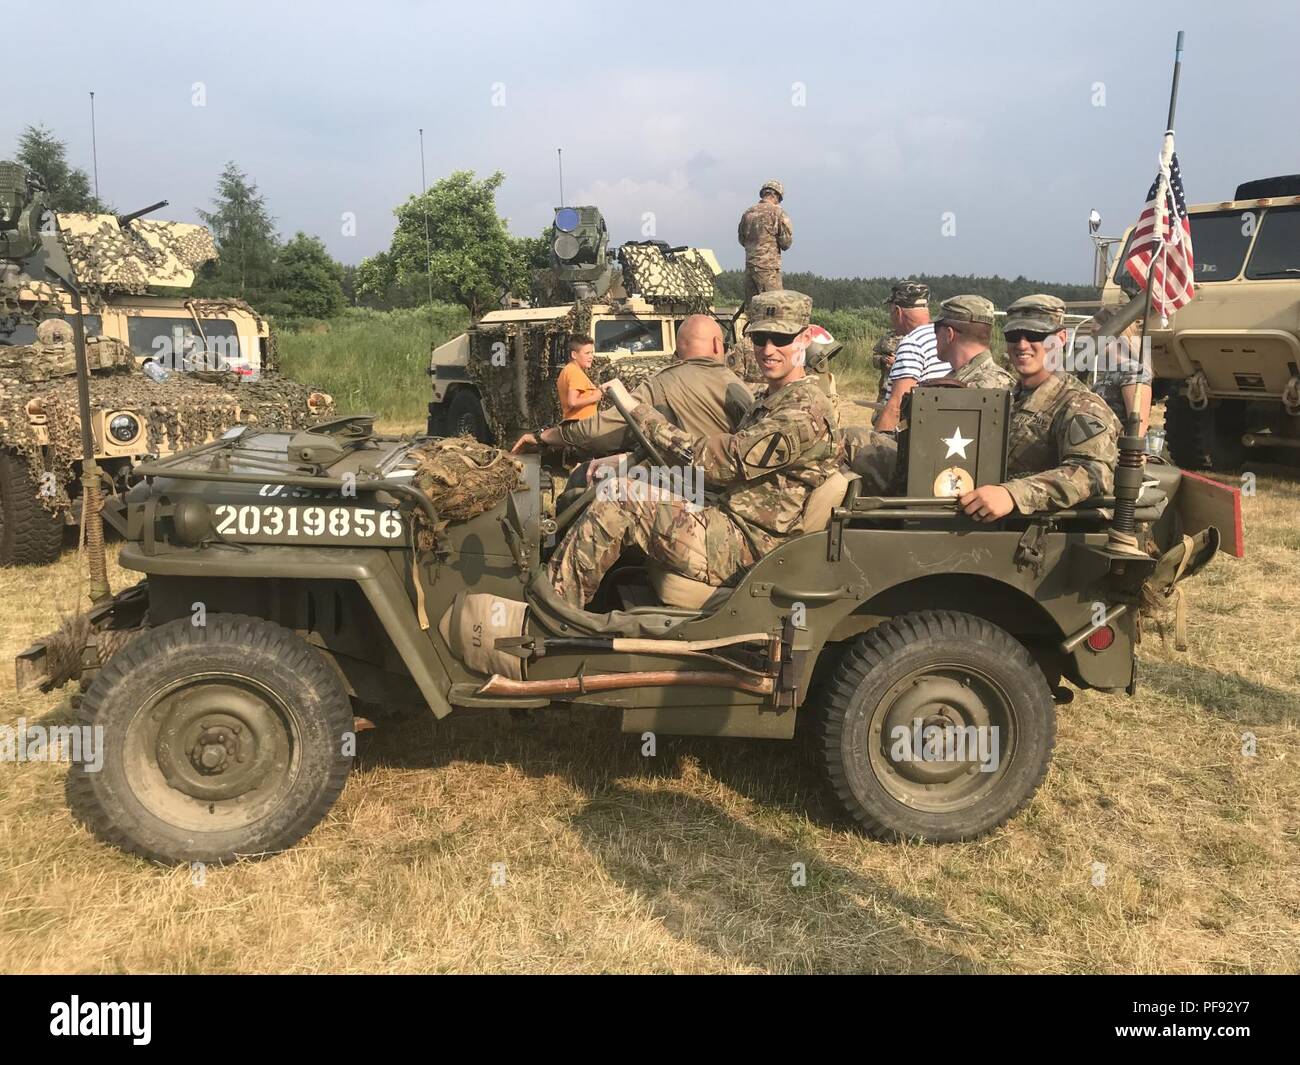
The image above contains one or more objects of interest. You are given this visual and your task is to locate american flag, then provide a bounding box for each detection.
[1124,151,1195,321]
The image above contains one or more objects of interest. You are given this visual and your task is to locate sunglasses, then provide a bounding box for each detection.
[750,331,800,348]
[1004,329,1054,344]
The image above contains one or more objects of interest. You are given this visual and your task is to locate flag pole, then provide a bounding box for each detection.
[1133,30,1185,439]
[1112,30,1184,551]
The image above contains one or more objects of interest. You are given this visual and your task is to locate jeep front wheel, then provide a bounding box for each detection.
[0,450,64,567]
[819,610,1055,842]
[68,615,354,864]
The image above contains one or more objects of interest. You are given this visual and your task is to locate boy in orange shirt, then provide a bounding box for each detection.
[556,334,601,421]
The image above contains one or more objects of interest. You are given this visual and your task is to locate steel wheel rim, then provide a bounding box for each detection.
[123,672,302,833]
[862,661,1017,814]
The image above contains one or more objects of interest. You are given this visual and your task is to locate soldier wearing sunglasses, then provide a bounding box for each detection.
[958,294,1120,522]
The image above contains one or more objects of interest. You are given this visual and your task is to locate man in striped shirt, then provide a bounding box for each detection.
[874,280,951,433]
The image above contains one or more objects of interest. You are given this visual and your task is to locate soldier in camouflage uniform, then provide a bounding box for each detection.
[843,297,1014,494]
[548,290,840,608]
[959,294,1121,521]
[737,180,793,304]
[872,333,898,404]
[1088,314,1151,435]
[934,295,1017,389]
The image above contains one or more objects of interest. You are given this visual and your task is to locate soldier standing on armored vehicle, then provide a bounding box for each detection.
[510,315,751,457]
[960,294,1121,522]
[737,180,792,303]
[547,290,840,608]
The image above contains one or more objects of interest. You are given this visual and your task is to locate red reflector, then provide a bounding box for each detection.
[1087,625,1115,651]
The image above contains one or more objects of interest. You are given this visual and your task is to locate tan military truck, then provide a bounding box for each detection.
[1,163,330,565]
[1096,175,1300,468]
[428,205,733,443]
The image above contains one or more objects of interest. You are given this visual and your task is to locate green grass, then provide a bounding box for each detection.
[277,305,468,428]
[275,304,1011,427]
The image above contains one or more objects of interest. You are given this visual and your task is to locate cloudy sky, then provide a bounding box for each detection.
[8,0,1297,283]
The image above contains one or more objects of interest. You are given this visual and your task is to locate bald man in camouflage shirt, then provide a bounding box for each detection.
[737,180,793,303]
[549,290,840,608]
[960,294,1121,521]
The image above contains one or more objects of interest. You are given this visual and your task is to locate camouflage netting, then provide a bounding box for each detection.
[590,353,672,394]
[467,299,596,441]
[465,246,717,441]
[0,270,62,338]
[57,215,216,294]
[407,436,523,550]
[0,345,326,512]
[617,244,715,313]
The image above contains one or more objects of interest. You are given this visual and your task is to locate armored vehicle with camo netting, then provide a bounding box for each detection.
[0,161,332,565]
[428,205,740,443]
[18,380,1237,863]
[1096,175,1300,469]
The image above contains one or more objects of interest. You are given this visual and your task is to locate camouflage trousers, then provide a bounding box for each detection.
[842,426,899,494]
[548,477,758,608]
[743,266,782,303]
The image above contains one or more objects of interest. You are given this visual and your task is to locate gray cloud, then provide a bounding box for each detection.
[8,0,1298,283]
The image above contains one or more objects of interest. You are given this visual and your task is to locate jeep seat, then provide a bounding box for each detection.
[646,469,854,609]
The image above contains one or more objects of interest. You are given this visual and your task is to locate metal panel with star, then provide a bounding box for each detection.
[904,387,1011,498]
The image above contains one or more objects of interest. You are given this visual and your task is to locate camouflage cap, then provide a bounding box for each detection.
[744,289,812,335]
[883,280,930,308]
[760,179,785,201]
[1005,294,1067,334]
[936,294,995,326]
[872,334,899,356]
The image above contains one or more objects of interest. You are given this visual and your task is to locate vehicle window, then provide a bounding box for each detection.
[1,313,103,346]
[126,316,245,369]
[1112,209,1252,293]
[593,319,665,353]
[1245,206,1300,279]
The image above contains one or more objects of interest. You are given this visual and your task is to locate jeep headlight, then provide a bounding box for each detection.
[108,412,142,444]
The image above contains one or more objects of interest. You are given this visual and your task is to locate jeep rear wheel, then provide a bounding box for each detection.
[68,615,354,864]
[819,610,1055,842]
[0,450,64,567]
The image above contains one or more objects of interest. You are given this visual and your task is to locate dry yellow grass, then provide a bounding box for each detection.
[1,412,1297,973]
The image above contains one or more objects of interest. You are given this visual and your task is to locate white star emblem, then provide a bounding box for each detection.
[941,428,973,459]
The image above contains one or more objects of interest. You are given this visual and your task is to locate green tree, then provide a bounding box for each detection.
[15,125,105,212]
[271,232,345,319]
[379,170,527,318]
[196,162,280,302]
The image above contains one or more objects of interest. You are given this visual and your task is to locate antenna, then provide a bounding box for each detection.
[557,147,564,207]
[418,128,434,322]
[89,91,100,203]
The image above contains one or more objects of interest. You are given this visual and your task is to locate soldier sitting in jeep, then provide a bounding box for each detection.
[547,290,841,608]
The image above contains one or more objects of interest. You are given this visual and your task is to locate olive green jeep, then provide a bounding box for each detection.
[17,387,1232,864]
